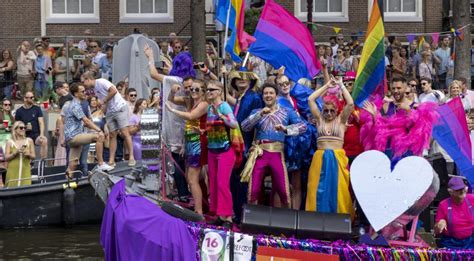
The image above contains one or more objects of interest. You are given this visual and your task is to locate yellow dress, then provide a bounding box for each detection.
[5,140,31,187]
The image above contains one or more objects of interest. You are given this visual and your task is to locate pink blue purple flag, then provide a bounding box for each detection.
[247,0,321,82]
[432,97,474,185]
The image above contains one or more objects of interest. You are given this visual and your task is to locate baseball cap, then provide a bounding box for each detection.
[343,71,356,82]
[448,177,466,190]
[54,81,65,91]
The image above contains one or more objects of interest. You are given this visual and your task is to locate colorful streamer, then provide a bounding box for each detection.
[186,222,474,260]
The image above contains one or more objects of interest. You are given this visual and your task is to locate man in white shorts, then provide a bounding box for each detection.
[82,72,136,167]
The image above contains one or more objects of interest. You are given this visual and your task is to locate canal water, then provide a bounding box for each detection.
[0,225,103,260]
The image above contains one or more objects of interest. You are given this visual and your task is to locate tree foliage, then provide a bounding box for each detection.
[244,8,262,36]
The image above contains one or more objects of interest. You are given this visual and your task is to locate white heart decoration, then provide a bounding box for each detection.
[350,150,435,231]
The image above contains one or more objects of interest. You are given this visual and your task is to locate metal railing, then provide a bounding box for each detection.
[35,157,67,182]
[4,169,82,187]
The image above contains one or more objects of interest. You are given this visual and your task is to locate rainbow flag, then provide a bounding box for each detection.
[216,0,255,62]
[247,0,321,82]
[432,97,474,185]
[417,35,425,52]
[352,0,385,107]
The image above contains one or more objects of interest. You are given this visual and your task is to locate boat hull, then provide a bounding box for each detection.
[0,178,104,228]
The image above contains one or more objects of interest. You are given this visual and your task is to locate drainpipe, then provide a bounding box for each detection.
[40,0,46,36]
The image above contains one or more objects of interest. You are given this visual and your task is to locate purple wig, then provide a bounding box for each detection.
[169,52,196,79]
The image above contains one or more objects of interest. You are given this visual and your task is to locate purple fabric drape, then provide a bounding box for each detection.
[100,180,196,261]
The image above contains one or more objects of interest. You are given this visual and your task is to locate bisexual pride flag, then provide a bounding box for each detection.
[432,97,474,185]
[248,0,321,82]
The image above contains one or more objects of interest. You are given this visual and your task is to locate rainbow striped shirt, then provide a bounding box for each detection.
[206,102,237,152]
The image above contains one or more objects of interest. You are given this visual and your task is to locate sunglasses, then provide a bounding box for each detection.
[129,94,137,97]
[174,46,182,49]
[337,38,344,40]
[278,82,290,87]
[206,88,220,93]
[405,92,411,95]
[17,126,26,130]
[3,103,10,106]
[25,96,34,99]
[421,82,428,86]
[409,84,417,87]
[190,88,201,93]
[90,45,98,48]
[323,109,336,114]
[337,51,342,53]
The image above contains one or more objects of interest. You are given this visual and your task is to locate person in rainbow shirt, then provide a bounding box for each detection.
[205,80,241,229]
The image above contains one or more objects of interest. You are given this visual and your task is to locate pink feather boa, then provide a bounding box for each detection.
[360,102,439,158]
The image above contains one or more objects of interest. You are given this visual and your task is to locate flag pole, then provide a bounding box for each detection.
[222,1,232,102]
[222,1,232,61]
[241,52,250,70]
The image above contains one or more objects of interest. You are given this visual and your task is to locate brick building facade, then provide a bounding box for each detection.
[278,0,445,40]
[0,0,195,51]
[0,0,446,51]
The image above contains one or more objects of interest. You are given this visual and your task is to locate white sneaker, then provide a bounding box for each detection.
[97,163,114,172]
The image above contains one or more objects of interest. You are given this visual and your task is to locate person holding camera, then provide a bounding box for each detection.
[148,87,160,110]
[4,121,35,187]
[34,43,52,102]
[194,62,218,81]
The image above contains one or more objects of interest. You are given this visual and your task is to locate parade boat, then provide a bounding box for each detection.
[0,162,129,228]
[88,109,474,260]
[89,152,474,260]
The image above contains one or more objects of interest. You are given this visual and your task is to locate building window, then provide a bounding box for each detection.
[470,0,474,17]
[369,0,422,22]
[120,0,173,23]
[46,0,100,23]
[295,0,349,22]
[206,0,214,25]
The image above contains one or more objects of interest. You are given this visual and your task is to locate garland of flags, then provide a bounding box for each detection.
[308,22,470,43]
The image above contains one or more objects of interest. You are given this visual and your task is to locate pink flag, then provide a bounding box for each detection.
[431,32,440,45]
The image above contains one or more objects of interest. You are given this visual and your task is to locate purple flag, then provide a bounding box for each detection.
[100,180,197,261]
[406,34,416,44]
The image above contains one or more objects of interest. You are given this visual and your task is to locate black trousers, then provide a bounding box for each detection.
[230,159,248,224]
[172,152,190,197]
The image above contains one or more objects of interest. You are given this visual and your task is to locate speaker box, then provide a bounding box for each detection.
[241,204,297,237]
[297,211,352,240]
[241,205,352,240]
